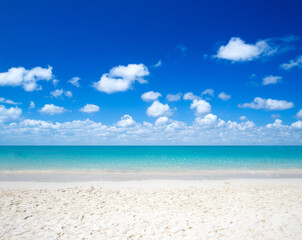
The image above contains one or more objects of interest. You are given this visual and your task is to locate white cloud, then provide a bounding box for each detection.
[52,79,59,86]
[262,75,282,85]
[266,119,284,129]
[215,37,271,61]
[0,66,52,91]
[39,104,65,115]
[225,120,256,130]
[292,120,302,130]
[0,105,22,123]
[19,119,58,128]
[296,109,302,119]
[183,92,200,101]
[65,91,72,98]
[166,93,182,102]
[68,77,80,87]
[143,121,152,128]
[240,116,247,121]
[239,97,294,111]
[155,116,169,126]
[29,101,35,109]
[154,60,162,67]
[218,92,231,101]
[1,117,302,145]
[165,120,186,131]
[280,55,302,70]
[93,64,149,94]
[117,115,136,127]
[80,104,100,113]
[50,89,64,98]
[194,114,217,127]
[50,89,72,98]
[0,97,20,105]
[141,91,161,102]
[146,101,172,117]
[190,99,211,116]
[201,89,214,97]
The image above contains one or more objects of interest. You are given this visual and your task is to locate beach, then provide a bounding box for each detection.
[1,178,302,240]
[1,147,302,239]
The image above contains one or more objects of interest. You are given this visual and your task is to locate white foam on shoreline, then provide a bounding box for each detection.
[1,178,302,189]
[1,169,302,182]
[2,168,302,174]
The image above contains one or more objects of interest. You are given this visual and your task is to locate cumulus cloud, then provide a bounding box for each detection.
[166,93,182,102]
[262,75,282,85]
[165,120,186,131]
[52,79,59,87]
[50,89,72,98]
[50,89,63,98]
[190,99,211,116]
[266,119,284,129]
[155,116,169,126]
[93,64,149,94]
[201,89,214,97]
[154,60,162,67]
[65,91,72,98]
[296,109,302,119]
[0,66,53,91]
[18,119,59,128]
[80,104,100,113]
[39,104,65,115]
[117,115,136,127]
[183,92,200,101]
[143,121,152,128]
[29,101,35,109]
[141,91,162,102]
[215,37,272,61]
[68,77,80,87]
[225,120,256,130]
[292,120,302,130]
[146,101,172,117]
[218,92,231,101]
[0,105,22,123]
[1,116,302,145]
[280,55,302,70]
[194,114,217,127]
[0,97,20,105]
[239,97,294,111]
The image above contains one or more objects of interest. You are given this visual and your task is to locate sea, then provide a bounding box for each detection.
[0,146,302,171]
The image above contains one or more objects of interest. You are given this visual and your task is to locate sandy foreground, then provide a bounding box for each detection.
[1,179,302,240]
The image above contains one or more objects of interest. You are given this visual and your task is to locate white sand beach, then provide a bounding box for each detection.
[1,178,302,240]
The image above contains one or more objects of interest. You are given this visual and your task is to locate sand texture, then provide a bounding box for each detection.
[0,179,302,240]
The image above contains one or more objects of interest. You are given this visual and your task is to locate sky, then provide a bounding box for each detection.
[0,0,302,145]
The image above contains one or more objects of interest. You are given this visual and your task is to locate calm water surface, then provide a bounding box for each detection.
[0,146,302,171]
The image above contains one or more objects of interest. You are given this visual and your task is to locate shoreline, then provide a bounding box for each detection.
[1,178,302,189]
[1,168,302,182]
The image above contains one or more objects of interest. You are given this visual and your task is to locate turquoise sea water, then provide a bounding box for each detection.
[0,146,302,171]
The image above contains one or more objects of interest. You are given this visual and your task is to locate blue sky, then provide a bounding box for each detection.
[0,0,302,145]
